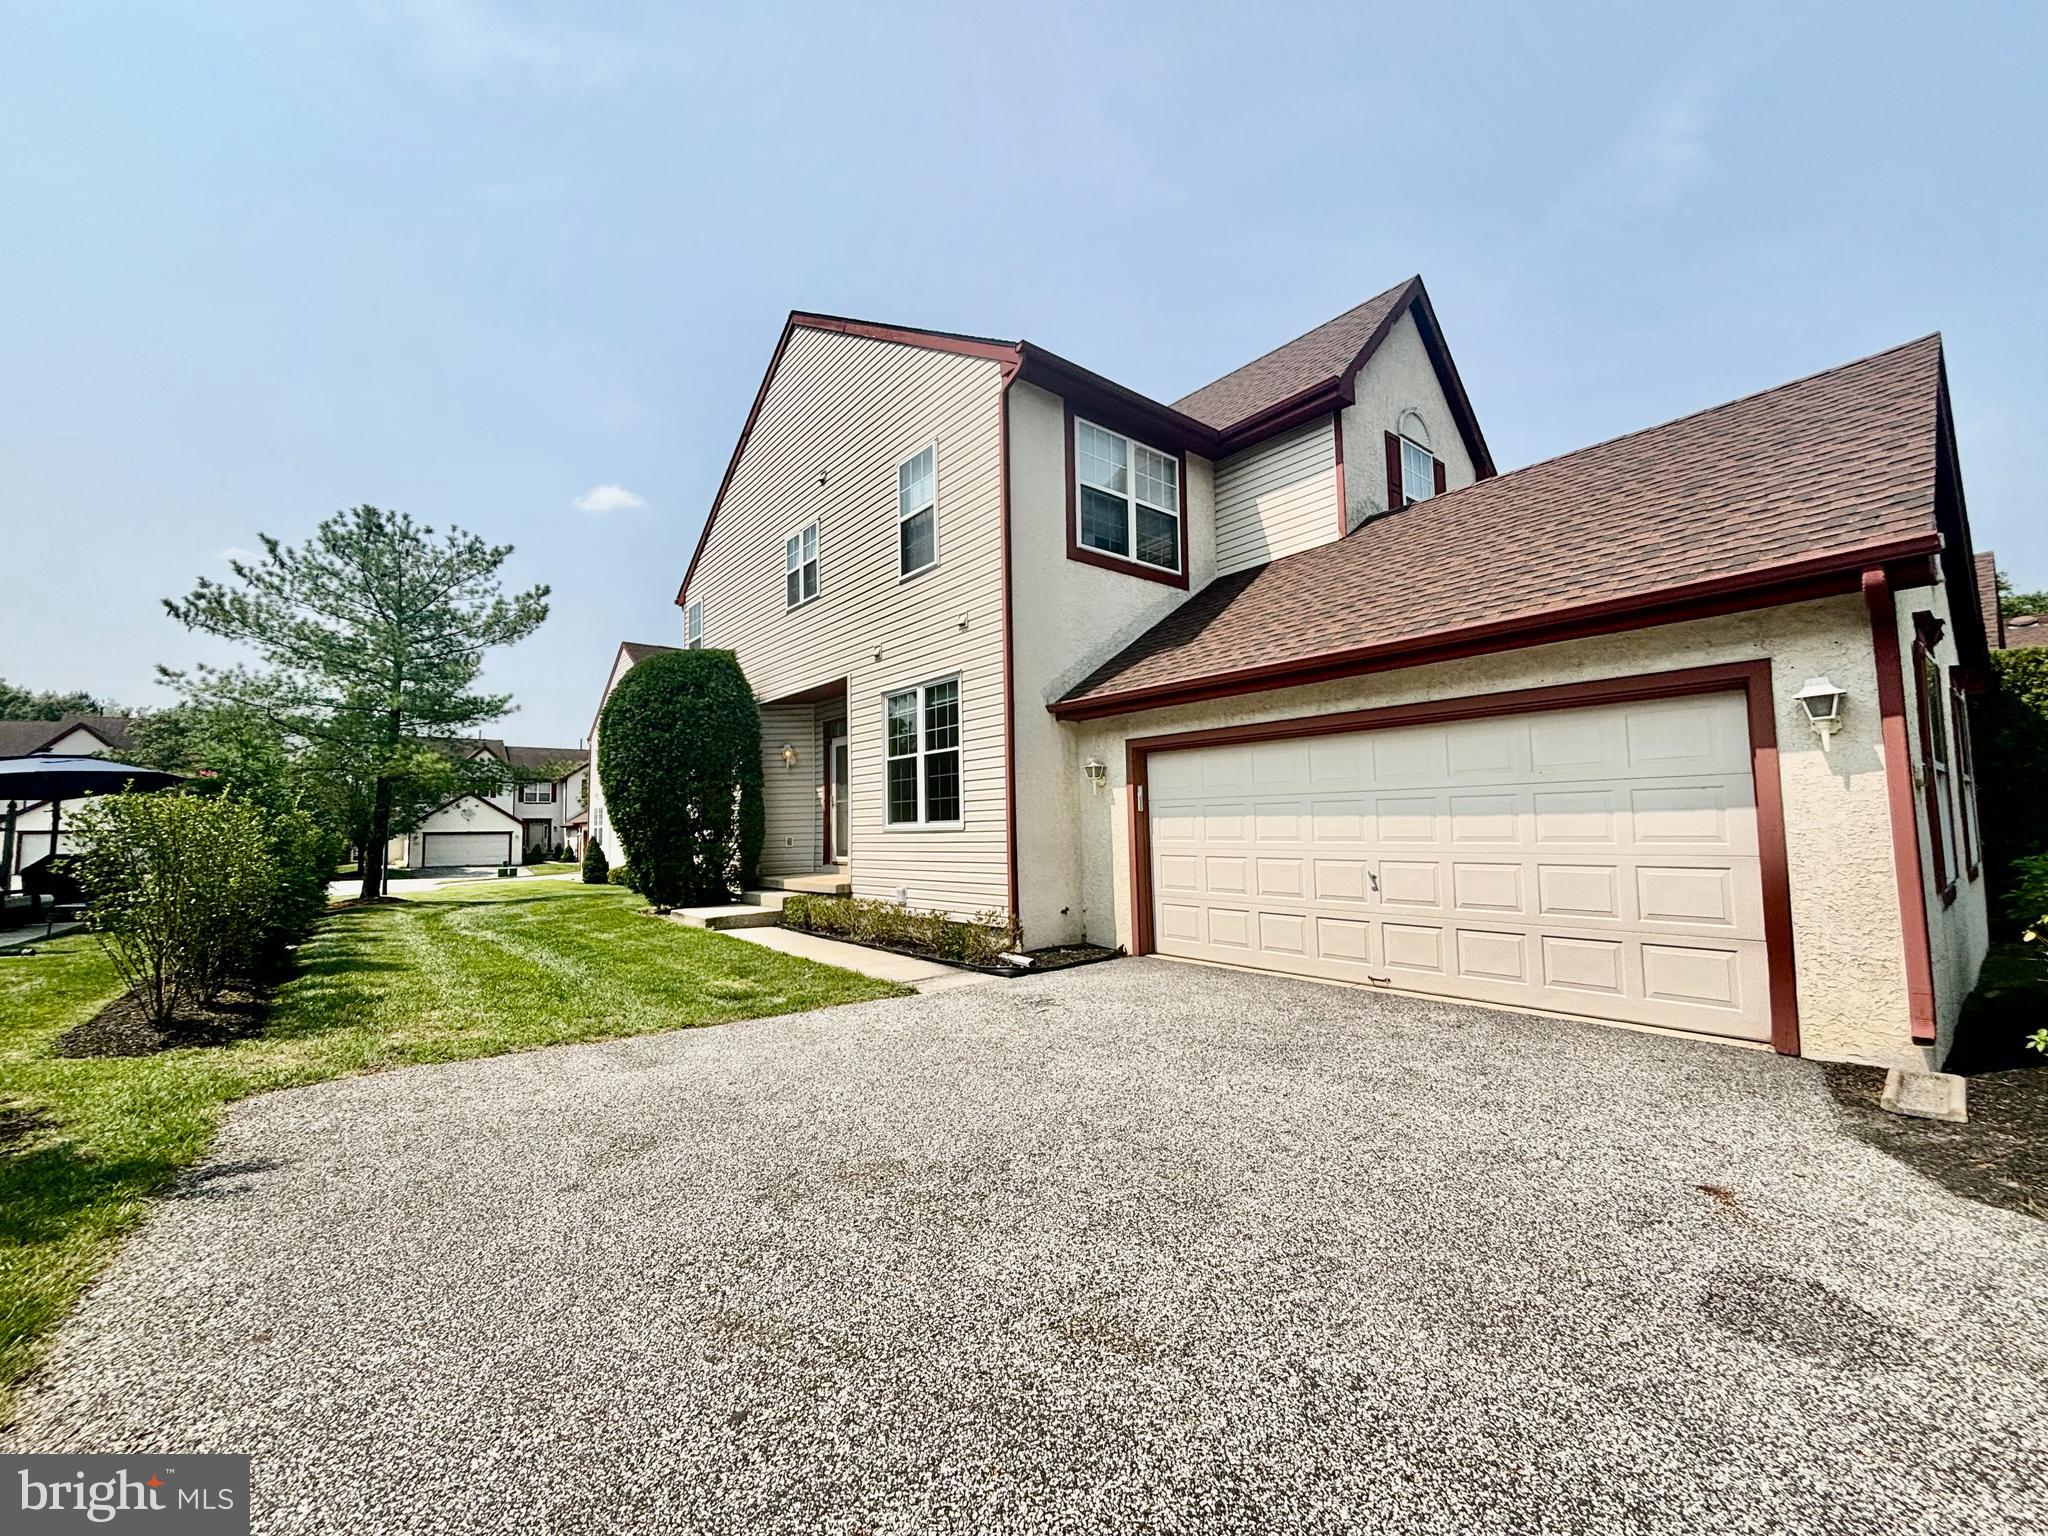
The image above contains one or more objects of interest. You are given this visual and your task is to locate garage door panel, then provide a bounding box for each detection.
[422,830,511,866]
[1147,690,1772,1042]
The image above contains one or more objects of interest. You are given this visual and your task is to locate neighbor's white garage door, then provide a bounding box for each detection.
[1147,691,1771,1041]
[422,830,513,867]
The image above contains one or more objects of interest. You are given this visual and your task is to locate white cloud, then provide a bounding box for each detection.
[572,484,646,515]
[218,546,258,563]
[365,0,633,88]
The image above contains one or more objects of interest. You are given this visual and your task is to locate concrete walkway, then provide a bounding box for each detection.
[724,922,997,993]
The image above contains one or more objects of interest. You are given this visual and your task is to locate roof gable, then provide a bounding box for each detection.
[1170,277,1494,472]
[1057,335,1949,716]
[0,715,135,758]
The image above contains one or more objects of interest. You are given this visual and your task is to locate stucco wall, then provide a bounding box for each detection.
[1339,308,1481,531]
[1007,378,1218,944]
[1064,594,1935,1066]
[1891,577,1992,1063]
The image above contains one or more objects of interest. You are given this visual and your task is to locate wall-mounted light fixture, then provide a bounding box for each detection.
[1794,676,1848,748]
[1083,757,1108,793]
[781,743,799,769]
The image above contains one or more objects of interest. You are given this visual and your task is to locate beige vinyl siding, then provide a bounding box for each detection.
[758,700,817,874]
[682,327,1009,918]
[1213,418,1340,576]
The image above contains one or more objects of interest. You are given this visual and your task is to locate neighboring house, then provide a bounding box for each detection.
[0,715,137,878]
[586,641,678,869]
[388,739,588,868]
[600,276,1992,1069]
[1976,550,2047,650]
[556,759,590,857]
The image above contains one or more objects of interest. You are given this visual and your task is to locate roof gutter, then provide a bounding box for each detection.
[1049,532,1944,722]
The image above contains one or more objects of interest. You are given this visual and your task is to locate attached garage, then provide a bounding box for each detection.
[422,830,514,867]
[1132,671,1795,1048]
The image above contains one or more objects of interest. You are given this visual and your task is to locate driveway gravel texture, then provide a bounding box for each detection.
[7,958,2045,1535]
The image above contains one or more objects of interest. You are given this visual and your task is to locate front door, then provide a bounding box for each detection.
[824,720,849,863]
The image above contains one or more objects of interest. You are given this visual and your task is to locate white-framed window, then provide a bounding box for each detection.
[883,677,961,826]
[1400,437,1437,506]
[1076,418,1180,571]
[897,444,938,577]
[785,521,820,608]
[684,600,704,649]
[1951,679,1980,877]
[519,783,554,805]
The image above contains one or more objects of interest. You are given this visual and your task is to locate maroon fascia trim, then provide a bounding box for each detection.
[1016,343,1216,457]
[1120,660,1801,1055]
[674,314,1024,608]
[1050,532,1945,722]
[1062,404,1190,591]
[1866,570,1940,1045]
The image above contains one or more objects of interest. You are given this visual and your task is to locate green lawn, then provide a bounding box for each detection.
[0,882,903,1409]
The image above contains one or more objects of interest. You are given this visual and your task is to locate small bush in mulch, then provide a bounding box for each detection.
[781,894,1019,969]
[53,983,273,1059]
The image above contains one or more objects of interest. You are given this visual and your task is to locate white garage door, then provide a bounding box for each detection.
[1147,691,1771,1041]
[422,830,513,867]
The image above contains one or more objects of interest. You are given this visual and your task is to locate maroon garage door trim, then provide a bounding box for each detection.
[1122,660,1802,1055]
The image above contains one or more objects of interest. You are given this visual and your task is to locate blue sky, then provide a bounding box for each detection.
[3,1,2042,744]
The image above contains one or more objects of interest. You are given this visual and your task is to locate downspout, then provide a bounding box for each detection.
[998,360,1022,937]
[1863,567,1939,1046]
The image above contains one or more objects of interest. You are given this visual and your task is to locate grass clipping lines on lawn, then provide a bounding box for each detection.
[0,881,903,1412]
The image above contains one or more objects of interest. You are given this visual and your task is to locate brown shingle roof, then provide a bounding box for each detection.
[620,641,679,664]
[0,715,136,758]
[2006,615,2048,648]
[1059,335,1949,715]
[1976,552,2005,649]
[1172,280,1415,432]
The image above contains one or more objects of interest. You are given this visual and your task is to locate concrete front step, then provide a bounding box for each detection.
[669,903,782,931]
[753,871,853,897]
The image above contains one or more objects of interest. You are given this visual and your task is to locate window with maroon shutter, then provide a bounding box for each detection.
[1911,621,1954,899]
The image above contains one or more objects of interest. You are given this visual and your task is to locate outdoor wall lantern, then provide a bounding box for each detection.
[781,743,799,769]
[1794,676,1848,746]
[1083,757,1108,793]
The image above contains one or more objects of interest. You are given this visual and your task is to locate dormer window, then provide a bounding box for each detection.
[1387,412,1445,509]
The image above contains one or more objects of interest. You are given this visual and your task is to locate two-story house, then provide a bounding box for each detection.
[0,715,138,879]
[389,738,589,868]
[602,276,1991,1070]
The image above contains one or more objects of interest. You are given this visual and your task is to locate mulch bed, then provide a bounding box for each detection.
[53,983,273,1059]
[1823,1060,2046,1220]
[1017,943,1121,973]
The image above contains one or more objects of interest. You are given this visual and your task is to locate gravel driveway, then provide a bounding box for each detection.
[8,959,2045,1534]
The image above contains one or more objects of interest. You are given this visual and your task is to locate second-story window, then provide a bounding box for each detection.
[1400,437,1437,506]
[519,783,554,805]
[684,600,704,649]
[785,521,820,608]
[1077,419,1181,572]
[897,444,938,577]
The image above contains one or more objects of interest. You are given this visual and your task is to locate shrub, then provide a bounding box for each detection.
[606,863,636,890]
[1976,650,2048,932]
[262,804,342,959]
[597,650,764,908]
[780,894,1016,967]
[582,841,610,885]
[67,791,281,1023]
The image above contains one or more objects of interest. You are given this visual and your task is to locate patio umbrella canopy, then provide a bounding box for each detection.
[0,754,183,801]
[1,755,185,906]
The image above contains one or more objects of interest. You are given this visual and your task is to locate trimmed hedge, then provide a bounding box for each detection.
[581,840,609,885]
[780,893,1017,968]
[596,649,764,907]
